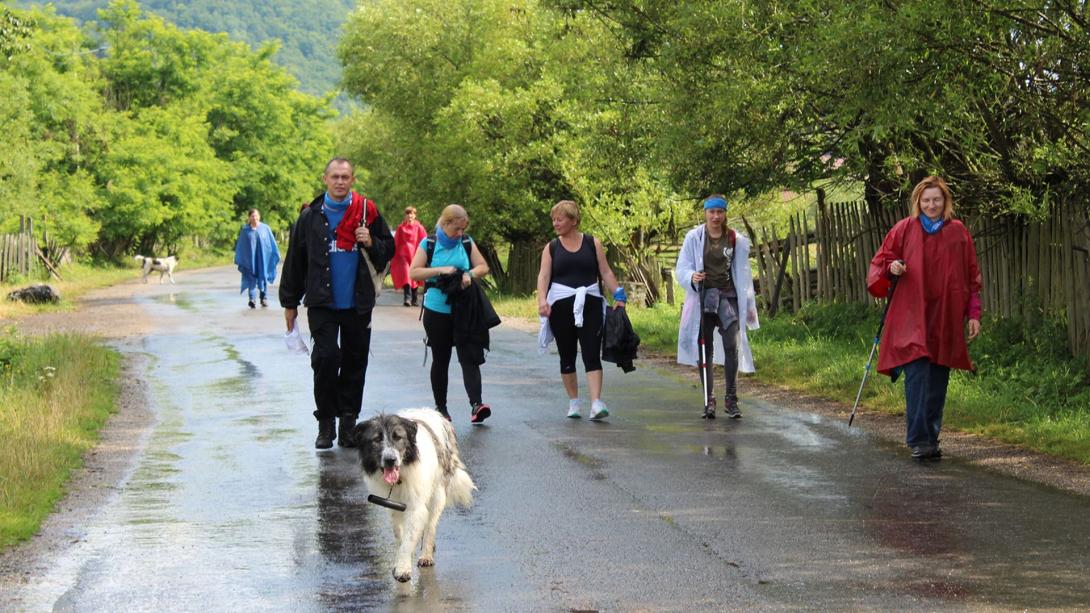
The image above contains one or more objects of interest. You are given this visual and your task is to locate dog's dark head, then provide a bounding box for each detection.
[353,415,418,485]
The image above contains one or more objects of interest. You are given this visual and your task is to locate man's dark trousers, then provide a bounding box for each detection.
[307,307,371,420]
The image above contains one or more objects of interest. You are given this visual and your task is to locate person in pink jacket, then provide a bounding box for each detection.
[392,206,428,306]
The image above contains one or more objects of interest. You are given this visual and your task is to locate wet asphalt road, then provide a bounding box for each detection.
[9,266,1090,612]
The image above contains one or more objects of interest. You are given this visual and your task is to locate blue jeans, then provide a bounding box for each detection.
[902,358,950,447]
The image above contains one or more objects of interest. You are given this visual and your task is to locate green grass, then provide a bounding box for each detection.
[0,331,120,547]
[491,294,1090,464]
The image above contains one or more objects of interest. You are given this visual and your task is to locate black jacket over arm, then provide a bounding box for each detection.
[602,305,640,373]
[279,195,395,315]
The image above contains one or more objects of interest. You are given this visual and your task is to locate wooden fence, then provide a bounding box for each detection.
[746,191,1090,370]
[0,217,38,284]
[0,216,66,284]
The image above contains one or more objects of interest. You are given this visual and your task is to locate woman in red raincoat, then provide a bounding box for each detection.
[867,176,982,461]
[392,206,428,306]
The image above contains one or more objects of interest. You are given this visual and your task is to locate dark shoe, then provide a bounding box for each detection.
[702,397,716,419]
[725,396,742,419]
[315,418,335,449]
[338,414,357,448]
[910,444,935,461]
[436,406,452,422]
[260,297,269,308]
[248,300,256,309]
[928,445,943,460]
[470,402,491,424]
[403,299,412,307]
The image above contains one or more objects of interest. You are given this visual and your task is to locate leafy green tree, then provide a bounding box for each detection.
[96,105,233,256]
[339,0,571,291]
[88,0,333,252]
[0,6,109,249]
[1,6,32,59]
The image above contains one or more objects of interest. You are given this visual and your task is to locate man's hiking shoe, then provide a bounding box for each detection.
[567,399,582,419]
[589,400,609,421]
[248,300,256,309]
[337,414,357,448]
[470,402,491,424]
[702,398,716,420]
[436,406,452,422]
[315,418,335,450]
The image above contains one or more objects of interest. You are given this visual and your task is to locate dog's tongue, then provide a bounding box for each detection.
[383,466,400,485]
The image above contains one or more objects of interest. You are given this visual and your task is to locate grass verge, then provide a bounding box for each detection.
[0,330,120,547]
[491,294,1090,464]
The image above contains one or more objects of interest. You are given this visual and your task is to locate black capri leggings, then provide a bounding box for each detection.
[548,295,604,374]
[423,308,482,409]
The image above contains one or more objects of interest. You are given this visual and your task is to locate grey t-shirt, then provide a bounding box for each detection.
[703,228,736,296]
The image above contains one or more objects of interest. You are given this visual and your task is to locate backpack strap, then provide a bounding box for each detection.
[425,236,437,267]
[424,235,475,289]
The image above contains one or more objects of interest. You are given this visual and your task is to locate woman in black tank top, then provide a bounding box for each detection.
[536,200,626,421]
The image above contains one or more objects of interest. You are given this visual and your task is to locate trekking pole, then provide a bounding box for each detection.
[848,269,901,427]
[697,280,711,415]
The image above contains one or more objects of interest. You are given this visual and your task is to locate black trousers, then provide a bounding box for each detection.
[548,295,604,374]
[307,307,372,420]
[423,308,482,409]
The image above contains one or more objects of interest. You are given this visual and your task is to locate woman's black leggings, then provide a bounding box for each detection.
[548,295,604,374]
[699,313,739,401]
[423,308,481,409]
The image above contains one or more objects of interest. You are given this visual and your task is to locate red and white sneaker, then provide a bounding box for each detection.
[470,402,491,424]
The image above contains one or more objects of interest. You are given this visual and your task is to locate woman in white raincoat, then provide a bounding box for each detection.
[675,195,759,419]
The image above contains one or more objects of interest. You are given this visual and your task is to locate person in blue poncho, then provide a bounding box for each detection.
[235,208,281,308]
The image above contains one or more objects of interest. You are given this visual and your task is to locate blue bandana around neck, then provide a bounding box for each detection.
[435,224,460,249]
[323,192,351,208]
[920,215,944,234]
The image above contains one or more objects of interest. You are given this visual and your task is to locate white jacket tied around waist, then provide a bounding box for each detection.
[674,224,760,371]
[537,283,604,354]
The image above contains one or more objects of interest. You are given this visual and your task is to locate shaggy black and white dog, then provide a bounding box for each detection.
[134,255,177,284]
[353,408,476,582]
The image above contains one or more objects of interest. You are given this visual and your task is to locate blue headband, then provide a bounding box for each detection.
[703,197,728,210]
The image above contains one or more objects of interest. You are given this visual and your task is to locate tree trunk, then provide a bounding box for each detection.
[505,239,541,296]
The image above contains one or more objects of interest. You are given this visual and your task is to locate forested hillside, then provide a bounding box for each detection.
[15,0,354,98]
[1,1,334,256]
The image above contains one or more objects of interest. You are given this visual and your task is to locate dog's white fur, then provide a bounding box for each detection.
[134,255,177,284]
[357,408,476,582]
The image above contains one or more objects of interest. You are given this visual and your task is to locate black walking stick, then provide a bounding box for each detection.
[848,269,902,427]
[697,281,713,419]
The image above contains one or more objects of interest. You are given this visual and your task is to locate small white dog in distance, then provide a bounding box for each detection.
[353,408,476,582]
[134,255,178,284]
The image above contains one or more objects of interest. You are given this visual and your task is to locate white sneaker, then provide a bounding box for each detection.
[589,400,609,421]
[566,399,582,419]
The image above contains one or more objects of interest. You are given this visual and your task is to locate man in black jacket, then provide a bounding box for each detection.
[280,158,395,449]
